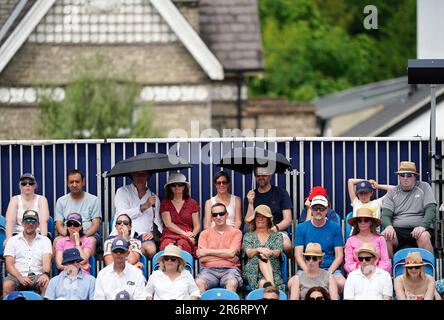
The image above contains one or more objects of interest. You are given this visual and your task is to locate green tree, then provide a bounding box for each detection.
[38,55,162,139]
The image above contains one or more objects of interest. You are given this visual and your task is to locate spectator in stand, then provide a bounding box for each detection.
[381,161,437,257]
[262,282,280,300]
[243,205,285,291]
[344,243,393,300]
[288,242,338,300]
[394,252,437,300]
[54,169,101,255]
[195,202,243,293]
[45,248,95,300]
[305,286,331,301]
[160,173,200,256]
[244,164,293,256]
[295,195,345,292]
[4,173,50,246]
[2,210,52,297]
[103,213,143,268]
[94,237,146,300]
[55,213,93,274]
[203,171,242,230]
[144,244,200,300]
[299,186,340,225]
[344,207,391,275]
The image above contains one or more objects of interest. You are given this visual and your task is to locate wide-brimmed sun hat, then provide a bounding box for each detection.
[356,243,379,259]
[246,204,273,223]
[159,244,185,265]
[302,242,325,257]
[347,207,381,226]
[405,252,426,267]
[395,161,419,175]
[164,172,190,189]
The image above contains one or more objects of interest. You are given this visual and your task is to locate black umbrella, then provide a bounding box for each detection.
[216,146,292,174]
[106,152,192,178]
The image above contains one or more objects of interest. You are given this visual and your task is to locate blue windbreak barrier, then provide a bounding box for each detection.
[0,138,441,248]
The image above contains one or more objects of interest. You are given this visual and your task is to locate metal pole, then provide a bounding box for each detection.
[430,84,437,191]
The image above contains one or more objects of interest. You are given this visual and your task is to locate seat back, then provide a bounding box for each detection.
[47,216,55,240]
[281,253,288,285]
[200,288,240,300]
[3,291,43,300]
[345,211,353,241]
[245,288,287,300]
[393,247,435,277]
[140,254,148,279]
[151,250,194,275]
[0,215,6,256]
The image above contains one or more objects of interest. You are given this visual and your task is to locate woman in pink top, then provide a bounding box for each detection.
[55,213,93,274]
[344,207,391,274]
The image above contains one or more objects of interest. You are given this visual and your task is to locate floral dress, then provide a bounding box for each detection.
[242,231,284,291]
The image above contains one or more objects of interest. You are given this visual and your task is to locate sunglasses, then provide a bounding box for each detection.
[116,220,130,226]
[24,219,38,225]
[215,181,228,185]
[357,218,370,223]
[311,206,326,212]
[406,266,421,270]
[211,211,227,217]
[399,173,415,178]
[163,256,178,262]
[20,181,36,186]
[309,296,324,301]
[112,249,127,254]
[67,221,81,228]
[255,174,269,178]
[358,256,373,262]
[304,256,319,262]
[171,183,185,188]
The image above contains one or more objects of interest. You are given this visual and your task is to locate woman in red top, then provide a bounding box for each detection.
[160,173,201,256]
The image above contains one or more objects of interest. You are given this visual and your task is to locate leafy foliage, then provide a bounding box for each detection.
[249,0,416,102]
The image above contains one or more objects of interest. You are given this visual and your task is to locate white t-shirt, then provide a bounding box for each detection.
[94,262,146,300]
[344,267,393,300]
[352,198,383,219]
[144,269,201,300]
[4,232,52,276]
[13,195,40,234]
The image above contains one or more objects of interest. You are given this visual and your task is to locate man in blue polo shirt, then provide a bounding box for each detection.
[294,195,345,291]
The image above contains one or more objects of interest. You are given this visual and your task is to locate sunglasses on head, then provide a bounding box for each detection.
[358,218,370,223]
[311,206,326,212]
[116,220,130,226]
[399,173,414,178]
[215,180,228,185]
[24,218,38,225]
[406,266,421,270]
[171,183,185,188]
[358,256,373,262]
[20,181,35,186]
[67,221,80,228]
[211,210,227,217]
[163,256,178,262]
[304,255,319,262]
[309,296,324,301]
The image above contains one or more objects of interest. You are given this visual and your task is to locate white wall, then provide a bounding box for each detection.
[417,0,444,59]
[388,100,444,138]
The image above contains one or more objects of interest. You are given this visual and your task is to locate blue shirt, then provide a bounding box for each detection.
[244,186,292,226]
[295,220,343,269]
[45,270,96,300]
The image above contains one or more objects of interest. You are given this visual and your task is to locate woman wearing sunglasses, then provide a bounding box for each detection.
[288,243,338,300]
[55,213,92,274]
[305,286,331,301]
[160,173,201,256]
[103,213,143,268]
[344,207,391,275]
[203,171,242,230]
[242,205,285,292]
[394,252,436,300]
[4,173,50,246]
[145,244,200,300]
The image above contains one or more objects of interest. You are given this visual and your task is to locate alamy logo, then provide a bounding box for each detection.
[363,5,378,30]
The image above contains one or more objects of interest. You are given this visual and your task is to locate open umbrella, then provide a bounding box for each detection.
[106,152,192,177]
[216,146,291,174]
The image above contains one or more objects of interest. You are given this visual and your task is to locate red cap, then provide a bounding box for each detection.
[306,186,328,200]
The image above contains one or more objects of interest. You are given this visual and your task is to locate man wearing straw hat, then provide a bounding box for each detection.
[344,243,393,300]
[381,161,437,257]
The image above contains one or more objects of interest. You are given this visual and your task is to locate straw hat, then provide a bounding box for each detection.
[356,243,379,259]
[159,244,185,264]
[405,252,426,267]
[164,172,190,189]
[395,161,419,175]
[302,242,325,257]
[246,204,273,223]
[347,207,381,226]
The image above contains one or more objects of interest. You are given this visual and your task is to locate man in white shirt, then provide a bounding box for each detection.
[113,170,163,258]
[344,243,393,300]
[3,210,52,296]
[94,237,146,300]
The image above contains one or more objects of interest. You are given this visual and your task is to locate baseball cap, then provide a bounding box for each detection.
[310,195,328,208]
[356,181,372,193]
[111,237,129,252]
[6,291,26,300]
[62,248,83,265]
[22,210,39,222]
[66,213,82,224]
[115,290,130,300]
[20,173,36,182]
